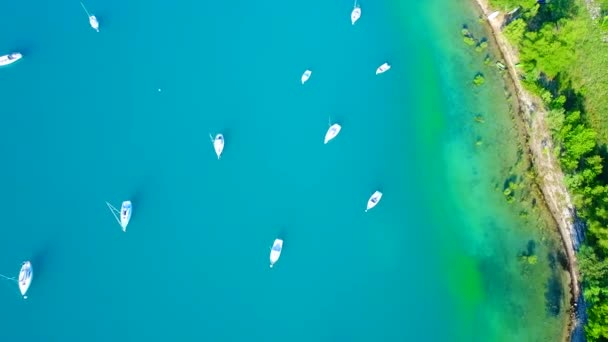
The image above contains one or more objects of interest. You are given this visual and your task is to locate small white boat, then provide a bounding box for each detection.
[120,200,132,232]
[213,134,224,159]
[365,191,383,212]
[89,15,100,32]
[324,123,342,144]
[0,53,22,67]
[81,2,99,32]
[376,62,391,75]
[106,200,131,232]
[18,261,33,299]
[301,70,312,84]
[269,239,283,268]
[351,5,361,25]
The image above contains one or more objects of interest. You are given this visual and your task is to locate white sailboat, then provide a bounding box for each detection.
[351,0,361,25]
[18,261,33,299]
[376,62,391,75]
[211,133,224,159]
[324,123,342,144]
[80,2,99,32]
[106,200,132,232]
[269,239,283,268]
[365,191,383,212]
[301,69,312,84]
[0,53,22,67]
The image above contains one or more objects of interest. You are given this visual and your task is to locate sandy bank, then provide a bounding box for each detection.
[468,0,582,339]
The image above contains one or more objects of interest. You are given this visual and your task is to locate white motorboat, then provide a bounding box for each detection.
[0,53,22,67]
[269,239,283,268]
[365,191,383,212]
[18,261,33,299]
[120,200,132,232]
[376,62,391,75]
[351,2,361,25]
[301,69,312,84]
[324,123,342,144]
[81,2,99,32]
[213,134,224,159]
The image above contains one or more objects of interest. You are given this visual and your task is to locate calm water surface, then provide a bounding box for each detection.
[0,0,566,340]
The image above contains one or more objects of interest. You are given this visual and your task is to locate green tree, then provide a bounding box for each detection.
[586,301,608,340]
[558,111,597,171]
[504,19,527,45]
[520,20,576,78]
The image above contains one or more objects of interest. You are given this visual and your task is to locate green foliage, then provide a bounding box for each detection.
[464,36,476,46]
[579,245,608,287]
[547,108,565,133]
[473,73,486,86]
[462,28,476,46]
[504,18,527,44]
[496,0,608,337]
[557,111,597,172]
[488,0,537,11]
[520,21,576,79]
[586,301,608,340]
[475,41,489,52]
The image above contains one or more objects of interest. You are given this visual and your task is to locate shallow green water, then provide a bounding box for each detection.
[0,0,567,340]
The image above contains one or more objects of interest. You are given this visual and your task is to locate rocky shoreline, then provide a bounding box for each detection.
[469,0,583,340]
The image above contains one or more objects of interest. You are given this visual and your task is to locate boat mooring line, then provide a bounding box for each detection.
[105,201,122,226]
[0,273,16,282]
[80,2,91,17]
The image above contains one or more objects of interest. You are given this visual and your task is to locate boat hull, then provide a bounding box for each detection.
[351,7,361,25]
[214,134,224,159]
[324,124,342,144]
[89,16,99,32]
[376,63,391,75]
[366,191,383,212]
[18,261,33,297]
[269,239,283,267]
[120,200,132,232]
[0,53,22,66]
[301,70,312,84]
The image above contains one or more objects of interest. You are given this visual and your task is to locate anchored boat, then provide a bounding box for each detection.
[376,62,391,75]
[212,133,224,159]
[365,191,383,212]
[0,53,22,67]
[120,201,132,231]
[106,200,132,232]
[351,1,361,25]
[324,123,342,144]
[301,70,312,84]
[269,239,283,268]
[80,2,99,32]
[19,261,33,299]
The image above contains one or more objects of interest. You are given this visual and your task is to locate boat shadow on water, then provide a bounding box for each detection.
[128,188,147,221]
[29,241,55,290]
[275,228,287,241]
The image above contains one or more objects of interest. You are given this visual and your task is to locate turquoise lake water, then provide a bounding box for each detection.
[0,0,568,340]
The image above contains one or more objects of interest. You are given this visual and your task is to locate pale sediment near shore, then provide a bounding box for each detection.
[469,0,582,339]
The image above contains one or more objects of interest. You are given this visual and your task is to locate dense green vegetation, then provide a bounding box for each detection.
[487,0,608,340]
